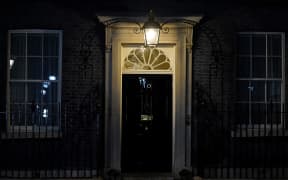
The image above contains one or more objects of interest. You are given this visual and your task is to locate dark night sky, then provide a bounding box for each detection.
[43,0,288,16]
[1,0,288,21]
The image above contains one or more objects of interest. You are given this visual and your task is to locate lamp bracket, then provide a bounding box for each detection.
[162,27,169,33]
[159,18,197,34]
[134,27,141,34]
[101,18,142,29]
[100,17,198,35]
[161,18,198,27]
[101,18,143,34]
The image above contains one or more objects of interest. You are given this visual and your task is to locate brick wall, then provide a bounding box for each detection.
[193,5,288,112]
[0,1,288,176]
[0,2,105,173]
[0,1,105,130]
[191,5,288,171]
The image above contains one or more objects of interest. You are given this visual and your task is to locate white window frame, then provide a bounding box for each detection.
[6,29,62,133]
[235,32,285,130]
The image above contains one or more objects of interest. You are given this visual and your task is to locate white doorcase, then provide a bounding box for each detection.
[98,15,202,177]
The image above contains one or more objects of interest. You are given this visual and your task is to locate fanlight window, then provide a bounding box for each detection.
[123,48,172,71]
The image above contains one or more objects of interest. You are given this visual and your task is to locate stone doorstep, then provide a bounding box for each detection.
[122,176,205,180]
[122,177,174,180]
[121,172,175,180]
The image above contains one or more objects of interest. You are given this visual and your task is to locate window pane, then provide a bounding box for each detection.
[251,103,266,124]
[267,103,281,124]
[267,81,281,102]
[10,57,25,79]
[43,82,58,103]
[236,80,249,101]
[268,57,282,78]
[44,34,59,56]
[9,31,61,128]
[237,33,283,126]
[268,34,282,56]
[10,103,25,126]
[238,35,250,55]
[237,56,250,78]
[27,57,42,79]
[11,33,26,56]
[251,81,265,102]
[252,57,266,78]
[252,35,266,56]
[27,33,42,56]
[10,82,25,103]
[26,104,58,126]
[26,103,41,126]
[235,103,249,124]
[46,103,59,126]
[44,57,58,80]
[27,82,42,104]
[35,106,47,126]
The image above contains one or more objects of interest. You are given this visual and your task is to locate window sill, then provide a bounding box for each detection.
[231,128,288,137]
[1,129,62,139]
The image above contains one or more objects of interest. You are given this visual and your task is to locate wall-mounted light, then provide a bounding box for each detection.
[99,10,198,47]
[142,10,161,47]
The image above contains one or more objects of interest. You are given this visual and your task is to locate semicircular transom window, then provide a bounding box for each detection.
[123,47,172,71]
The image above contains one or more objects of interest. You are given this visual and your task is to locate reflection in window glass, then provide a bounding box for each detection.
[237,57,250,78]
[44,34,59,56]
[252,34,266,55]
[27,57,42,79]
[10,82,25,102]
[236,33,283,126]
[267,81,281,102]
[251,81,265,102]
[268,35,282,56]
[11,33,26,56]
[44,57,58,80]
[252,57,265,78]
[8,30,61,128]
[268,57,282,78]
[27,82,42,103]
[10,58,25,79]
[27,34,42,56]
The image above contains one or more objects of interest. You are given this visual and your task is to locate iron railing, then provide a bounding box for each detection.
[1,102,288,179]
[0,103,104,179]
[190,103,288,179]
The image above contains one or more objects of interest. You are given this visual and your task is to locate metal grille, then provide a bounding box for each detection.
[0,103,104,179]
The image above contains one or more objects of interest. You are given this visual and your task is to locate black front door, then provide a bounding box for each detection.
[122,74,172,172]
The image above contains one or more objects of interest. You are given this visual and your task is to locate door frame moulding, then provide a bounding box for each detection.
[98,15,202,178]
